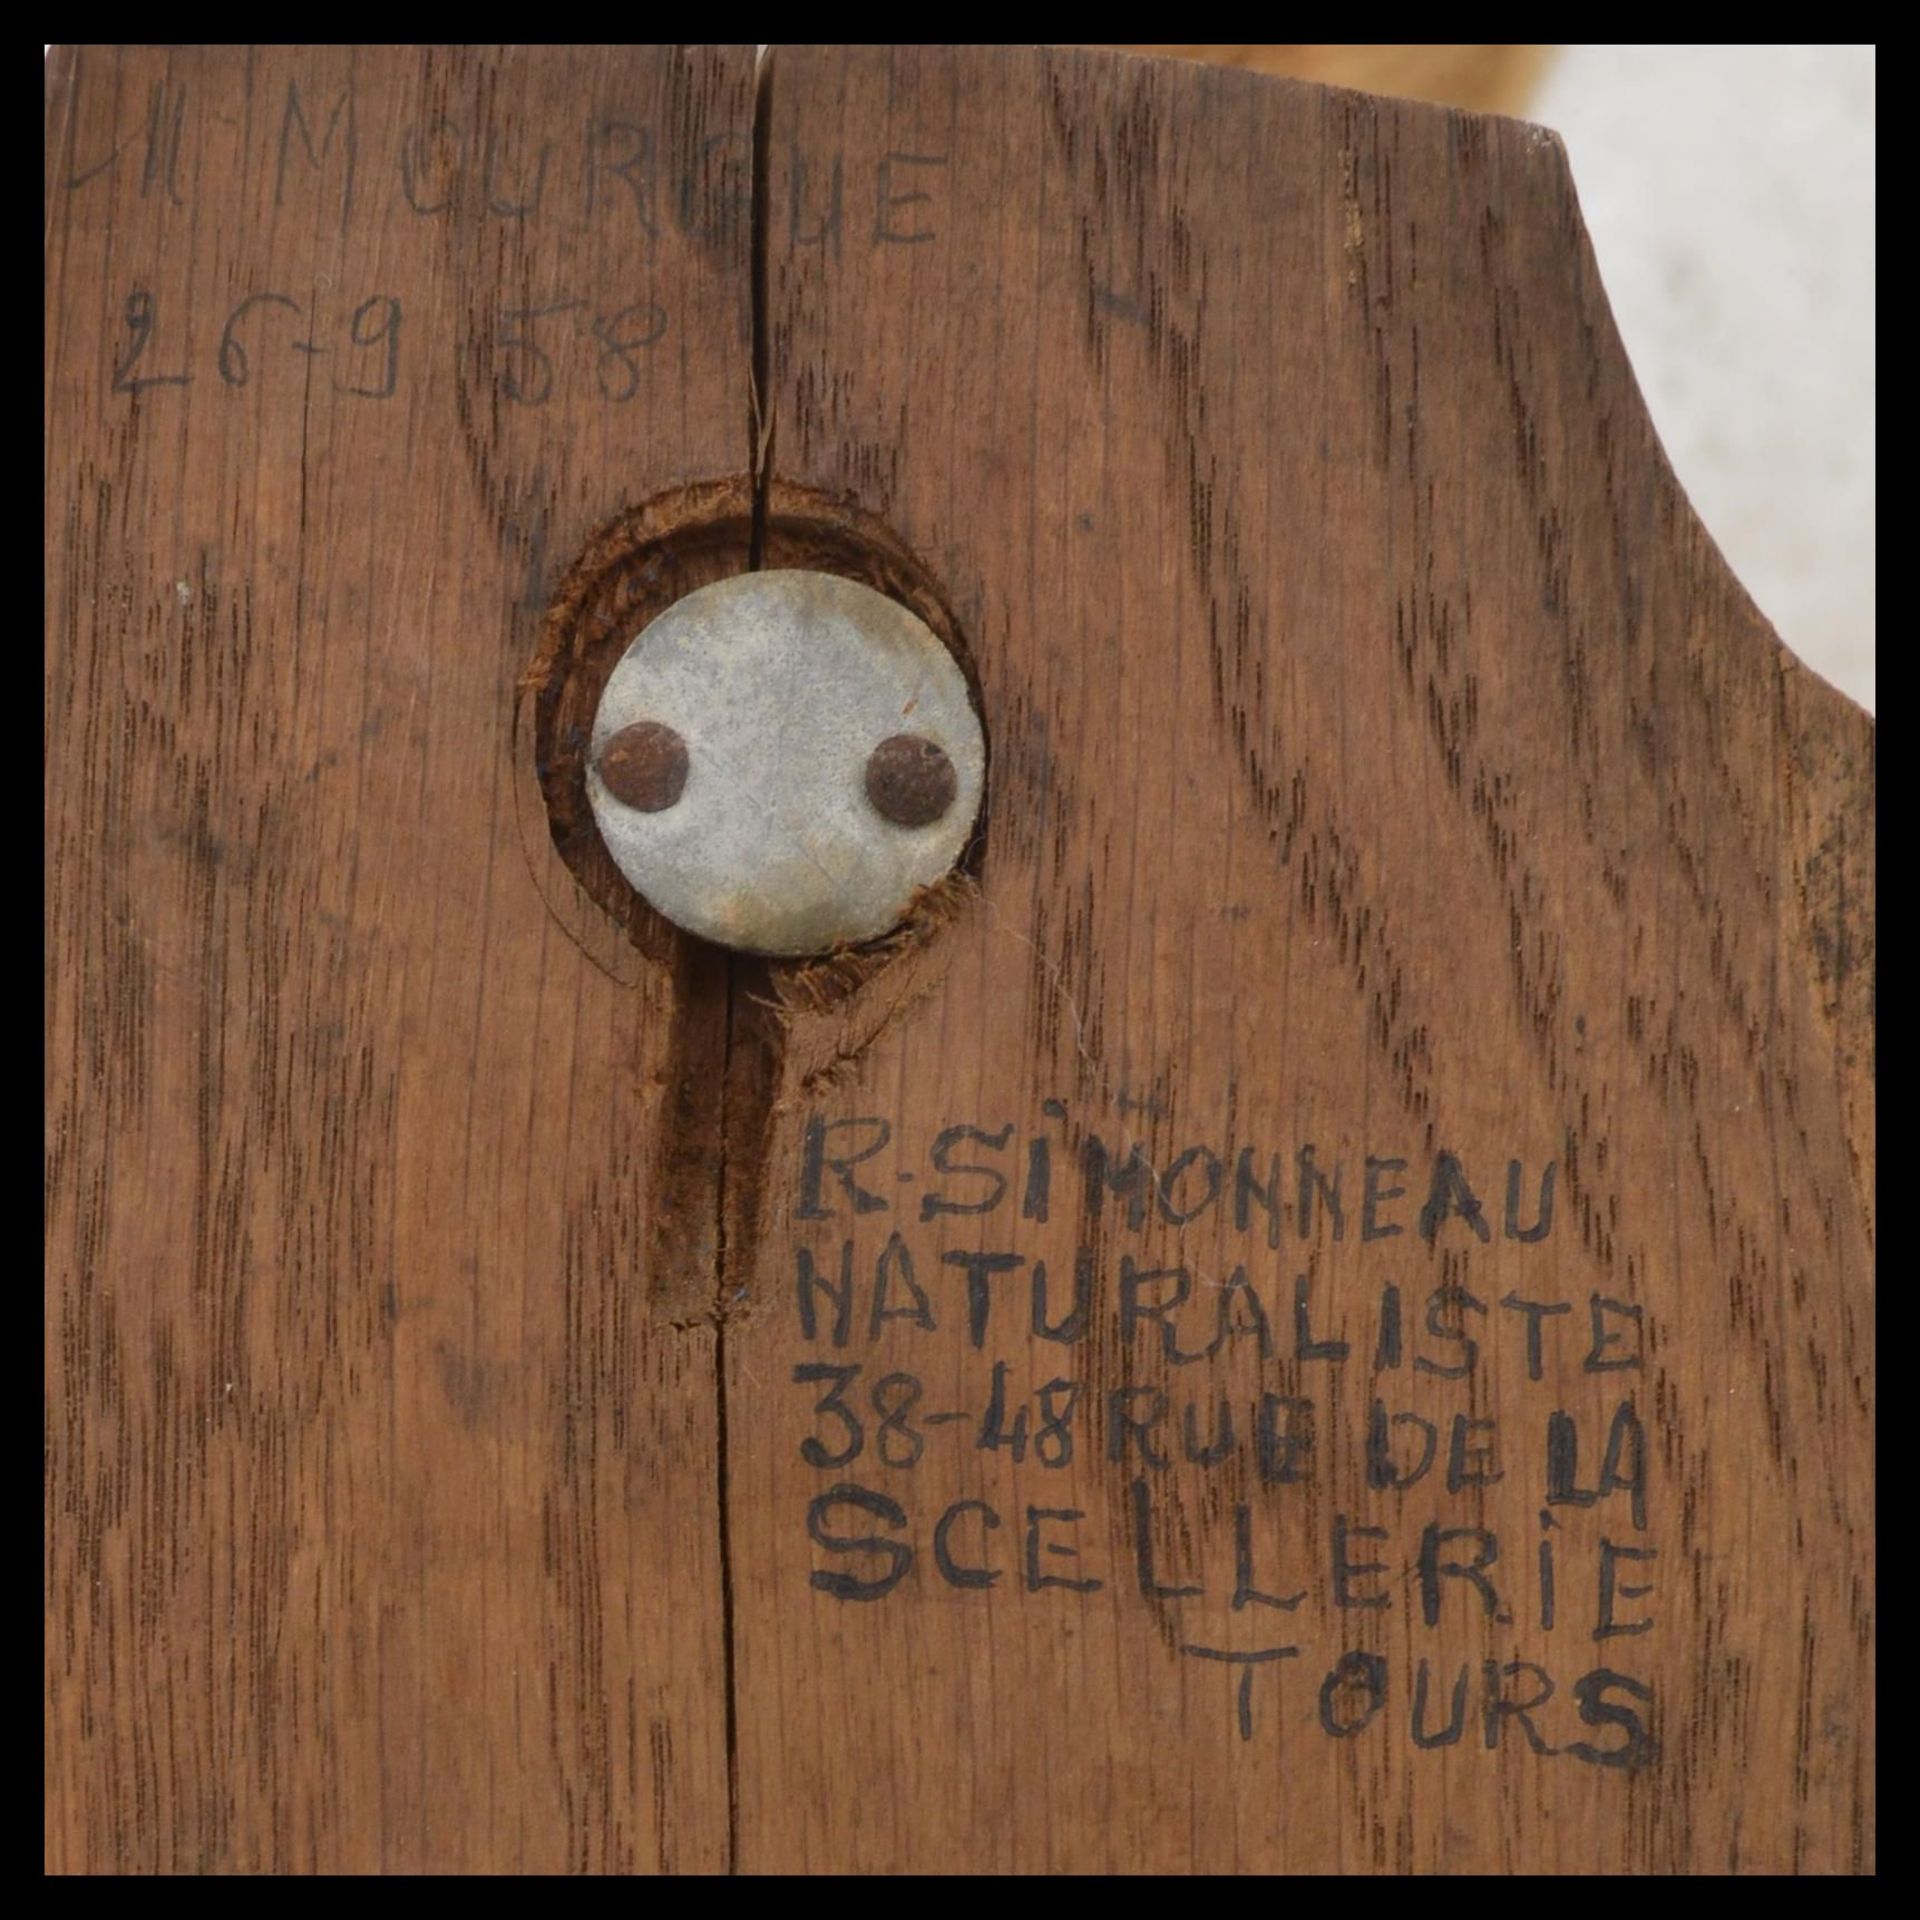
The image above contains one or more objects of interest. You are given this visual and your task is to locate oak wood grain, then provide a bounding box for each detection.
[45,43,754,1873]
[737,43,1873,1874]
[46,41,1874,1877]
[1115,45,1555,117]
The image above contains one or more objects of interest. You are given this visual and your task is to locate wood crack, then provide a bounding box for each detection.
[712,39,783,1876]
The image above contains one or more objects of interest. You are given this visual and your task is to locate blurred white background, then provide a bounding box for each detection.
[1535,45,1875,712]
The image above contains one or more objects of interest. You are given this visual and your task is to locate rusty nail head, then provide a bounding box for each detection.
[865,733,958,828]
[598,719,689,812]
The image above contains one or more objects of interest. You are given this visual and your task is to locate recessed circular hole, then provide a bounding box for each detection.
[523,477,988,986]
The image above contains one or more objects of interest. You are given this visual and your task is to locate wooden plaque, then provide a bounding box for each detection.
[46,44,1874,1874]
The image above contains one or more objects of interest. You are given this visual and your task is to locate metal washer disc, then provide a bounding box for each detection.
[588,570,985,956]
